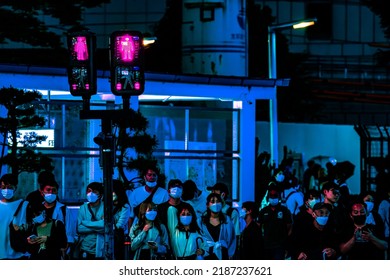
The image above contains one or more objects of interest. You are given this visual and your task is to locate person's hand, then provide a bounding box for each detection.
[147,241,157,250]
[361,228,373,242]
[143,224,153,232]
[322,248,336,258]
[297,252,307,260]
[35,236,48,244]
[196,248,204,256]
[27,236,38,245]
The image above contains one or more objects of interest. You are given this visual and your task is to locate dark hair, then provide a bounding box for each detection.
[0,173,18,186]
[202,193,227,224]
[136,201,164,236]
[141,165,159,177]
[86,182,104,194]
[321,181,339,193]
[168,179,183,189]
[242,201,259,219]
[304,189,321,201]
[113,179,129,213]
[176,203,201,233]
[182,179,197,201]
[38,171,59,190]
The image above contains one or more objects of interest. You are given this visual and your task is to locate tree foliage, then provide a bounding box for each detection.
[0,87,54,176]
[112,109,159,187]
[361,0,390,66]
[0,0,111,48]
[362,0,390,39]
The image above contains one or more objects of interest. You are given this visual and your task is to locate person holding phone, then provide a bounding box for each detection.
[339,199,388,259]
[129,201,169,260]
[27,203,67,259]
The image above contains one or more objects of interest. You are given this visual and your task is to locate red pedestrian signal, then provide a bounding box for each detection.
[110,31,144,96]
[67,31,97,97]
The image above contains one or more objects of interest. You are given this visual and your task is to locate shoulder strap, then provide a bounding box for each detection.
[285,191,297,202]
[144,186,159,203]
[226,206,238,217]
[13,200,25,217]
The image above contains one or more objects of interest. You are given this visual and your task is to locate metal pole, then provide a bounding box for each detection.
[101,118,114,260]
[268,29,277,79]
[268,28,279,167]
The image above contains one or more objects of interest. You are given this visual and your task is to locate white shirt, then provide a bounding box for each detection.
[0,199,29,259]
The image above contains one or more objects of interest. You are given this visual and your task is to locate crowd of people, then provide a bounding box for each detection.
[1,159,389,260]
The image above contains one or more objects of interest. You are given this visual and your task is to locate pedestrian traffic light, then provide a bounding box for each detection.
[67,31,97,97]
[110,31,145,96]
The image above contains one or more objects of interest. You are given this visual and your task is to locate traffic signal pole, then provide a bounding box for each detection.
[100,116,115,260]
[67,29,145,259]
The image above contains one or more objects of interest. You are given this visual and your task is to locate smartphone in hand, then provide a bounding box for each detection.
[147,241,157,247]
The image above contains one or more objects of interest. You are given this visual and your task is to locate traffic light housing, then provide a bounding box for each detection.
[67,31,97,97]
[110,31,145,96]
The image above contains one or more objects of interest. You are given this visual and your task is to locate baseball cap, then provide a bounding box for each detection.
[207,182,229,195]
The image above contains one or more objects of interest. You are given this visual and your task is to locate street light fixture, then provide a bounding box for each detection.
[267,18,316,167]
[268,18,317,79]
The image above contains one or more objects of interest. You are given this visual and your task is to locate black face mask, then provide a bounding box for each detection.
[353,215,366,226]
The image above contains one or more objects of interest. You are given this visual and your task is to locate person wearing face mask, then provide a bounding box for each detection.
[238,201,262,260]
[339,200,388,260]
[75,182,105,259]
[128,166,169,227]
[292,202,338,260]
[28,176,73,256]
[207,182,242,259]
[293,189,321,231]
[129,201,169,260]
[157,179,192,227]
[257,187,293,260]
[26,170,57,210]
[167,204,208,259]
[361,192,384,230]
[182,179,208,218]
[27,203,67,259]
[197,193,236,260]
[321,181,350,238]
[0,174,30,259]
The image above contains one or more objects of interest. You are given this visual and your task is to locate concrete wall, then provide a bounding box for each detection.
[257,122,361,194]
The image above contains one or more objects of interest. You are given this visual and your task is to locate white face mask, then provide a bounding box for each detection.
[169,187,182,199]
[145,210,157,221]
[87,192,99,203]
[145,181,157,188]
[180,216,192,226]
[239,209,247,218]
[308,198,319,209]
[209,202,222,213]
[1,189,15,200]
[315,216,329,226]
[268,198,279,206]
[44,193,57,204]
[275,173,285,183]
[33,211,46,224]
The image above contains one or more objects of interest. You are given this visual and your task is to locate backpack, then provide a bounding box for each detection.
[281,190,299,215]
[226,206,239,218]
